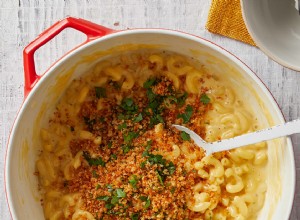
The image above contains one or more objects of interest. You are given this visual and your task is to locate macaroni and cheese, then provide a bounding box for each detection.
[36,51,267,220]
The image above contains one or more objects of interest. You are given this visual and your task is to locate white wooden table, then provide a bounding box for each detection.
[0,0,299,219]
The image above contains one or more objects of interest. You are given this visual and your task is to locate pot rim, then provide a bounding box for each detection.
[5,27,296,219]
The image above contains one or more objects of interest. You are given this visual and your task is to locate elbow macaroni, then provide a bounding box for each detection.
[36,51,268,220]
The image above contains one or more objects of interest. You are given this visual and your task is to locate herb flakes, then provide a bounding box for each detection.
[128,175,138,189]
[133,113,143,122]
[83,151,106,167]
[139,196,151,209]
[180,131,191,141]
[131,213,139,220]
[95,87,107,99]
[200,93,210,104]
[120,97,138,113]
[123,131,139,143]
[177,105,193,124]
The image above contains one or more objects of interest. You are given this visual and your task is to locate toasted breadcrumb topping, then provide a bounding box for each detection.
[53,76,212,219]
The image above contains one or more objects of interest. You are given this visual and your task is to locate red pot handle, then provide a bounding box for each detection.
[23,17,114,97]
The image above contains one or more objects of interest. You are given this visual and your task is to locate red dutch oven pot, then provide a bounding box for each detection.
[5,17,295,220]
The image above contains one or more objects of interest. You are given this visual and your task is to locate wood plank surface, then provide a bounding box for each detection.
[0,0,299,219]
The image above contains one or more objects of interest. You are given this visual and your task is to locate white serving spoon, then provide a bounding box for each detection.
[173,119,300,156]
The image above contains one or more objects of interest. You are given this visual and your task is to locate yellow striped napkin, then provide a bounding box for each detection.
[206,0,256,46]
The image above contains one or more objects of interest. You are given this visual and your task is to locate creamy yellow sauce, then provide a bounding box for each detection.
[31,49,277,220]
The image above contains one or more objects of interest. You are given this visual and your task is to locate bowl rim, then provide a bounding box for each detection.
[5,28,296,219]
[240,0,300,72]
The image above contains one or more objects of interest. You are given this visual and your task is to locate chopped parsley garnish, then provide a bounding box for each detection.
[145,199,151,209]
[95,87,106,98]
[149,114,164,127]
[112,81,121,90]
[200,93,211,104]
[166,92,188,107]
[107,141,112,148]
[83,151,106,167]
[105,203,114,210]
[96,188,127,210]
[120,98,138,113]
[96,184,101,190]
[97,195,110,201]
[177,105,193,123]
[164,95,177,106]
[139,196,147,200]
[124,97,134,107]
[110,154,117,160]
[142,140,152,157]
[133,113,143,122]
[139,196,151,209]
[131,213,139,220]
[117,113,130,120]
[106,184,113,192]
[142,153,176,184]
[143,77,191,128]
[170,186,176,194]
[147,154,165,165]
[129,175,138,189]
[176,92,188,106]
[180,131,191,141]
[99,117,105,122]
[123,131,139,143]
[146,88,157,102]
[92,170,99,178]
[142,77,166,127]
[156,170,164,186]
[118,122,127,130]
[143,77,158,89]
[83,116,96,129]
[167,162,176,175]
[115,188,126,198]
[147,154,176,175]
[146,140,152,148]
[140,161,147,168]
[111,189,125,204]
[122,144,131,154]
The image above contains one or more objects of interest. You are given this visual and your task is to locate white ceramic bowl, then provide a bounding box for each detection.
[241,0,300,71]
[5,17,295,220]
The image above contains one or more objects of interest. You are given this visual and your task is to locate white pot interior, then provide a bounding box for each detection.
[6,30,295,220]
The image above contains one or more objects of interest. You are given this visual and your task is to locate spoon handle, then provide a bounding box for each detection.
[210,118,300,153]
